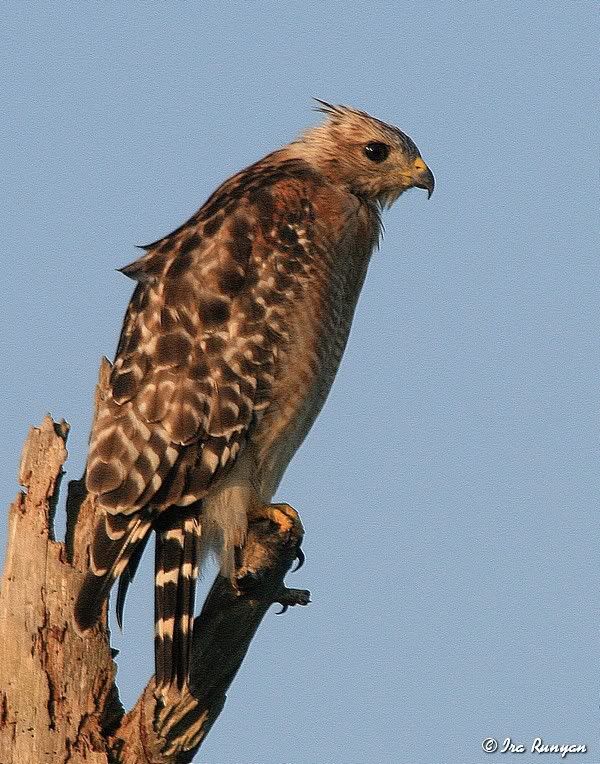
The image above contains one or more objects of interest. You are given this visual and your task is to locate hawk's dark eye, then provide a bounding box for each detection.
[363,142,390,162]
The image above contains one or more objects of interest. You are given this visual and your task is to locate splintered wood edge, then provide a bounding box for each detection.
[16,415,69,540]
[0,407,123,764]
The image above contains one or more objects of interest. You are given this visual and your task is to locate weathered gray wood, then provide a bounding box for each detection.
[0,361,309,762]
[0,415,119,763]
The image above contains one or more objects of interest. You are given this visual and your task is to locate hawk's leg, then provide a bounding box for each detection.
[234,503,307,604]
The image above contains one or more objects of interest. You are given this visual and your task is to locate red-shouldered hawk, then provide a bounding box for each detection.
[74,101,434,692]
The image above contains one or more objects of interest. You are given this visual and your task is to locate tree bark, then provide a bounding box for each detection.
[0,361,309,763]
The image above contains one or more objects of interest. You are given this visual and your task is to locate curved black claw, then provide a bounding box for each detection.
[293,546,305,572]
[276,604,289,615]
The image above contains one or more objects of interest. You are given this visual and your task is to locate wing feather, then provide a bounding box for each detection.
[86,160,324,515]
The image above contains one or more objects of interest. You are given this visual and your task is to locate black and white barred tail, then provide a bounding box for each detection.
[74,508,201,692]
[154,512,201,691]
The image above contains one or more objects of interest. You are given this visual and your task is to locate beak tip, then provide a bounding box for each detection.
[424,168,435,199]
[413,164,435,199]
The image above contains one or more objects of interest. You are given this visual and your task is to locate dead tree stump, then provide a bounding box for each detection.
[0,362,309,763]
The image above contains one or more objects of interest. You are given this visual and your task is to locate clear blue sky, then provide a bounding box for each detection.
[1,3,598,762]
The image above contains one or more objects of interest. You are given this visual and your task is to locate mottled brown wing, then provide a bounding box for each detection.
[86,162,323,517]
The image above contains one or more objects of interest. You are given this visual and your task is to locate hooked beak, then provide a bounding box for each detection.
[412,157,435,198]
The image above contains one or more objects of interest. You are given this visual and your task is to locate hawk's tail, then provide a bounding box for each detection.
[154,512,201,692]
[74,511,153,632]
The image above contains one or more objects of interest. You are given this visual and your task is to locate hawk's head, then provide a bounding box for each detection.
[293,100,434,208]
